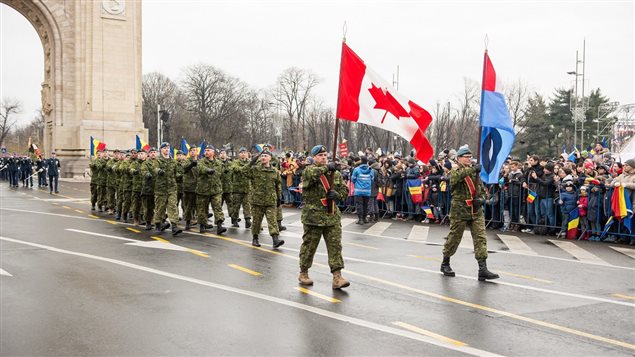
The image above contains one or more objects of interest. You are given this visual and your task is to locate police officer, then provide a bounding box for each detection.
[141,147,158,230]
[182,145,199,230]
[47,151,61,194]
[196,145,226,234]
[249,149,283,248]
[153,143,182,236]
[440,145,499,281]
[229,147,252,228]
[298,145,349,289]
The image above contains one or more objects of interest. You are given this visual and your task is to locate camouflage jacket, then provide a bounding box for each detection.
[176,159,185,193]
[154,156,178,194]
[231,159,251,193]
[130,158,144,192]
[196,157,223,196]
[182,158,198,193]
[220,159,233,193]
[449,163,487,221]
[89,158,99,184]
[250,163,281,206]
[118,160,133,191]
[301,164,348,227]
[141,159,157,195]
[107,159,119,188]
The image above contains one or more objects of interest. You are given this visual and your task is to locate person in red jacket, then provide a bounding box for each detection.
[578,186,589,240]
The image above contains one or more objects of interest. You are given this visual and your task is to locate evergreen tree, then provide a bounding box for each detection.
[515,92,551,157]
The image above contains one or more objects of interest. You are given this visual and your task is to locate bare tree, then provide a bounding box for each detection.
[452,78,480,151]
[429,101,455,155]
[274,67,319,150]
[142,72,181,145]
[0,98,21,148]
[503,78,529,131]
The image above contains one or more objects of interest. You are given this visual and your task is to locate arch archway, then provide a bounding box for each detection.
[1,0,147,177]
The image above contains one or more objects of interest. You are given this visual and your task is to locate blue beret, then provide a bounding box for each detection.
[311,145,326,156]
[239,147,247,152]
[160,142,170,149]
[456,146,472,157]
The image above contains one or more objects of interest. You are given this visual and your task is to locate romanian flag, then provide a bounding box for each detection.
[90,136,106,156]
[600,216,615,239]
[407,178,423,204]
[610,186,633,232]
[422,205,434,219]
[181,138,190,157]
[527,190,537,203]
[171,146,179,159]
[198,140,206,159]
[567,208,580,240]
[440,181,447,192]
[135,135,150,152]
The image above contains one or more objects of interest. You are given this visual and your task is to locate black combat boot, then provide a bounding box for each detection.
[171,223,182,236]
[252,235,261,247]
[199,224,207,233]
[356,217,364,225]
[231,218,239,228]
[245,218,252,229]
[272,234,285,248]
[159,221,170,232]
[440,257,455,277]
[477,260,500,281]
[278,221,287,231]
[91,205,96,211]
[216,221,227,235]
[363,216,369,224]
[144,223,153,231]
[122,212,129,223]
[185,220,191,230]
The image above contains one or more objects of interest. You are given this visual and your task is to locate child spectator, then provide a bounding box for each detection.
[557,181,578,239]
[578,186,589,240]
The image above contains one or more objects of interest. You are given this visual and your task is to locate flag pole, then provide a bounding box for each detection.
[475,46,488,198]
[328,29,347,214]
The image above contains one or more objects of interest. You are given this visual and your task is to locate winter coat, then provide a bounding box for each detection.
[537,172,556,199]
[370,163,381,196]
[587,186,604,223]
[558,190,578,214]
[578,195,588,217]
[351,164,374,197]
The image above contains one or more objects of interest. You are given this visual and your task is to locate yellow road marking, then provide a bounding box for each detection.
[74,209,84,214]
[188,249,209,258]
[296,287,341,303]
[612,293,635,301]
[345,242,378,250]
[497,271,553,284]
[228,264,262,276]
[126,227,141,233]
[408,255,442,262]
[200,231,635,351]
[106,220,118,225]
[88,215,99,219]
[393,321,467,347]
[150,236,169,243]
[62,205,72,209]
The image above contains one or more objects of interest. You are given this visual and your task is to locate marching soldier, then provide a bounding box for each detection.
[298,145,349,289]
[105,150,118,215]
[249,149,283,249]
[130,149,145,226]
[115,151,127,219]
[141,147,158,230]
[120,149,136,223]
[229,147,252,228]
[196,145,226,234]
[440,145,499,281]
[218,148,233,222]
[182,145,199,230]
[153,143,183,236]
[89,154,99,210]
[262,143,286,231]
[95,150,108,211]
[176,150,186,214]
[46,151,61,194]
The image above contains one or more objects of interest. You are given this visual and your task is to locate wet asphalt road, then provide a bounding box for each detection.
[1,181,634,356]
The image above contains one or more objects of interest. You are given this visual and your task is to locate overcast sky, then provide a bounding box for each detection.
[1,0,633,127]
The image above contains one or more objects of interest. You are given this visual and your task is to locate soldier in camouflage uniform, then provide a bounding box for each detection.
[218,149,233,224]
[298,145,349,289]
[96,150,109,212]
[229,147,252,228]
[119,150,136,223]
[196,145,226,234]
[182,145,199,230]
[263,144,287,232]
[130,149,145,226]
[116,152,127,220]
[105,150,119,215]
[175,150,185,215]
[440,145,499,281]
[153,142,183,236]
[141,148,158,230]
[89,153,100,210]
[249,149,284,249]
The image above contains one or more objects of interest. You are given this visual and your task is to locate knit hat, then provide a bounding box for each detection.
[444,160,453,170]
[584,160,594,169]
[625,159,635,168]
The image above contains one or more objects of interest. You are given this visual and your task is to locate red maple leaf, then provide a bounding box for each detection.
[368,83,410,123]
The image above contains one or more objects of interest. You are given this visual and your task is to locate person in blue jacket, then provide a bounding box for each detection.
[557,181,578,238]
[351,156,374,224]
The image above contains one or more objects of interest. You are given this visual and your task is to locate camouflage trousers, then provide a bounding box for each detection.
[142,193,155,225]
[121,190,132,215]
[177,190,183,212]
[98,185,108,208]
[277,205,283,222]
[222,192,233,211]
[252,204,278,236]
[117,186,124,214]
[442,217,488,261]
[230,192,252,219]
[107,186,117,210]
[90,183,98,206]
[300,223,344,273]
[197,193,224,224]
[154,192,179,225]
[182,191,197,222]
[130,191,142,221]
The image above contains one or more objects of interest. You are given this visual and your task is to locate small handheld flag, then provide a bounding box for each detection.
[527,190,537,203]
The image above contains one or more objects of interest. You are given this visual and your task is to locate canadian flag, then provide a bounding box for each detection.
[336,42,434,162]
